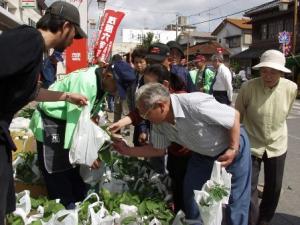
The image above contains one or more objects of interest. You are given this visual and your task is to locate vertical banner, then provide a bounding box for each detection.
[93,10,125,63]
[65,0,88,73]
[65,39,88,73]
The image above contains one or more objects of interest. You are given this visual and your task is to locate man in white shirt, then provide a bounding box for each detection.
[211,54,233,105]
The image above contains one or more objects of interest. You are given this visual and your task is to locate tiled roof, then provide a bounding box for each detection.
[211,17,252,35]
[184,41,230,55]
[226,18,252,30]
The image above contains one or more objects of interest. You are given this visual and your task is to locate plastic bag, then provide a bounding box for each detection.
[69,104,110,167]
[80,162,105,185]
[101,177,129,194]
[13,190,31,223]
[149,217,162,225]
[194,161,232,225]
[44,209,78,225]
[88,201,113,225]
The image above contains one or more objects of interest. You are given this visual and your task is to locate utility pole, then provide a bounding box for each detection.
[176,13,179,39]
[293,0,298,55]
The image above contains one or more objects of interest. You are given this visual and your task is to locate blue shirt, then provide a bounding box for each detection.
[171,64,197,92]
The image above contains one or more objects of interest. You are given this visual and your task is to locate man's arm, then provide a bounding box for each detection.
[218,110,240,167]
[35,88,87,106]
[112,140,166,157]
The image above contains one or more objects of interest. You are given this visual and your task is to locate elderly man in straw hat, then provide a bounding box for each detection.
[235,49,298,225]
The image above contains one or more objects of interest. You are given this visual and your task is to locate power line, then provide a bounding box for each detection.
[189,7,253,26]
[187,0,239,17]
[151,0,240,30]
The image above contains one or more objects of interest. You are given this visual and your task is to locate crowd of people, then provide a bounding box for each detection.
[0,1,298,225]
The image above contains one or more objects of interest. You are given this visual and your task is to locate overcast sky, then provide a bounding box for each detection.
[45,0,272,37]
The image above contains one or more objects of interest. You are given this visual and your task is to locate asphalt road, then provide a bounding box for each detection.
[270,99,300,225]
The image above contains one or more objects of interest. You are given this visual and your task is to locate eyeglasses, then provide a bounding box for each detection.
[140,104,155,120]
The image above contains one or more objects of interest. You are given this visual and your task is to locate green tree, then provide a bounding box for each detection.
[141,32,155,49]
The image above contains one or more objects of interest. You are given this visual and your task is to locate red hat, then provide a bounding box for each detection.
[194,55,206,62]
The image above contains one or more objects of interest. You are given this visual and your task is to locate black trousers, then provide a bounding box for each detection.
[0,144,15,225]
[37,141,87,209]
[249,152,286,225]
[167,153,190,213]
[213,90,231,105]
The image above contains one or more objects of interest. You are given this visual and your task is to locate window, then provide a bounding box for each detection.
[268,22,277,40]
[261,24,267,40]
[278,21,284,32]
[284,19,293,32]
[28,18,36,28]
[228,36,241,48]
[0,0,7,9]
[244,34,252,45]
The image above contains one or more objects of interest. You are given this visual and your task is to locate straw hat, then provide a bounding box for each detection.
[252,49,291,73]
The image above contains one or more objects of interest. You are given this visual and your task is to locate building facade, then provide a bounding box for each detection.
[212,18,252,56]
[122,28,176,44]
[0,0,46,31]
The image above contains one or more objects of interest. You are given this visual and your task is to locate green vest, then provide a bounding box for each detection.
[30,66,102,149]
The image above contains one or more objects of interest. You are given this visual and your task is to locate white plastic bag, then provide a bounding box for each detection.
[194,161,232,225]
[80,162,105,185]
[149,217,162,225]
[69,104,110,166]
[13,190,31,223]
[88,201,113,225]
[44,209,78,225]
[101,177,129,194]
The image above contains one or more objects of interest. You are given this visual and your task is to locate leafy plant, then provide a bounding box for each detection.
[18,107,35,119]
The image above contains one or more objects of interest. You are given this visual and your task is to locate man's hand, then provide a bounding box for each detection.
[138,132,148,145]
[112,140,131,156]
[108,121,123,133]
[66,93,88,106]
[91,159,101,169]
[217,148,238,167]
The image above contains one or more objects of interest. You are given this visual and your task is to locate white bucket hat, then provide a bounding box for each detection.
[252,49,291,73]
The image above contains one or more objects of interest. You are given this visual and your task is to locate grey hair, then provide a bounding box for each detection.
[135,83,170,110]
[211,54,224,62]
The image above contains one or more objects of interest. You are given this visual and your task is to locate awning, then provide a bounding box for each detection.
[0,7,23,30]
[231,48,266,59]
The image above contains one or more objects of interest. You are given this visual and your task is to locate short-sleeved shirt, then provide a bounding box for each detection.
[235,77,297,158]
[212,63,233,101]
[30,67,105,149]
[0,25,44,149]
[150,93,235,157]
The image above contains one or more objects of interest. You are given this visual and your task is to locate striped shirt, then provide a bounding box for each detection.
[150,93,236,157]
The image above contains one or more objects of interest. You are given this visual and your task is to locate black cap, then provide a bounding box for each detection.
[167,41,184,59]
[146,43,170,62]
[46,1,87,39]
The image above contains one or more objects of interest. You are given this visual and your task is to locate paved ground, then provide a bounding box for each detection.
[270,99,300,225]
[110,98,300,225]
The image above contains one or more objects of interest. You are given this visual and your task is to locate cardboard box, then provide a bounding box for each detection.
[15,181,47,198]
